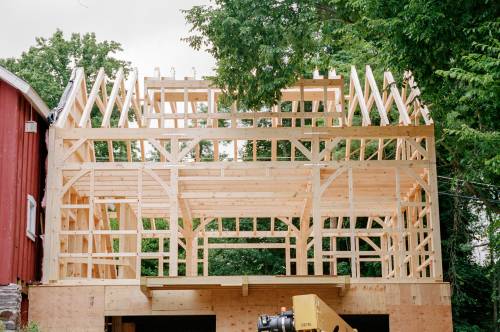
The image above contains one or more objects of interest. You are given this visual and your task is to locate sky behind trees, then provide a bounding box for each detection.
[0,0,215,78]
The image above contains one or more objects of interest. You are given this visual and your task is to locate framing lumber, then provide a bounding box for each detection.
[42,65,444,286]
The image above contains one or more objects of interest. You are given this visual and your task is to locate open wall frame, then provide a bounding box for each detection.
[42,65,443,284]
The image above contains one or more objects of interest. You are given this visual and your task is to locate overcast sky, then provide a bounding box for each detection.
[0,0,215,79]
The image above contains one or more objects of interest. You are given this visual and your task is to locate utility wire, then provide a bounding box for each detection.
[438,191,500,204]
[437,175,500,190]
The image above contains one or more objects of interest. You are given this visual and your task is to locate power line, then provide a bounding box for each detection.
[438,191,500,204]
[437,175,500,190]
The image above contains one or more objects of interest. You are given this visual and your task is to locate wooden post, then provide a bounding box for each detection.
[180,198,195,276]
[348,167,356,278]
[312,137,323,275]
[87,169,94,279]
[42,127,63,282]
[203,231,209,276]
[395,167,405,278]
[136,169,143,278]
[169,138,180,276]
[169,167,179,276]
[427,136,443,280]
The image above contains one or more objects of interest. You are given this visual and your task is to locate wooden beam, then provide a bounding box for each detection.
[350,66,371,126]
[169,168,179,276]
[57,126,435,141]
[56,68,85,128]
[384,71,411,125]
[365,65,389,126]
[118,69,138,127]
[79,68,105,128]
[101,68,124,127]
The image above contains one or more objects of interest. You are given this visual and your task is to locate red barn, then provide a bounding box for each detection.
[0,66,49,330]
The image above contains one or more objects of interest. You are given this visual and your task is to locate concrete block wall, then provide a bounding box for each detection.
[0,284,21,332]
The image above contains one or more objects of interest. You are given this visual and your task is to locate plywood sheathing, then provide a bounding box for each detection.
[29,283,452,332]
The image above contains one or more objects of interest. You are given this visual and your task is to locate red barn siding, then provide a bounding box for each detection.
[0,80,46,285]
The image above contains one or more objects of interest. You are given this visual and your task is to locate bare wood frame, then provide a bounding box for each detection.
[42,66,442,284]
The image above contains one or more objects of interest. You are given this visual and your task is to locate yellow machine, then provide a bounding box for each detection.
[258,294,357,332]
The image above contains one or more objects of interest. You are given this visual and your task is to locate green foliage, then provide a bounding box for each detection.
[184,0,368,109]
[209,249,285,276]
[0,29,130,109]
[204,218,287,276]
[0,30,137,162]
[434,20,499,331]
[1,28,143,276]
[185,1,500,330]
[336,261,352,276]
[20,321,41,332]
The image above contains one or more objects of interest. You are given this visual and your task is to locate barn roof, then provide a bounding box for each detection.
[0,65,50,120]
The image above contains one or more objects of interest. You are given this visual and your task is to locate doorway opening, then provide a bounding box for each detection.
[341,314,389,332]
[106,315,216,332]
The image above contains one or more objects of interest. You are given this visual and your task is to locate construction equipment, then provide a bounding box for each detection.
[258,294,357,332]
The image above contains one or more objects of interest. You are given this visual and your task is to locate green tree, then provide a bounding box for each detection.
[184,0,377,109]
[0,29,129,109]
[0,30,134,161]
[435,18,500,331]
[185,1,499,330]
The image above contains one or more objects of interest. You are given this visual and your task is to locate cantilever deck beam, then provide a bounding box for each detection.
[140,275,350,298]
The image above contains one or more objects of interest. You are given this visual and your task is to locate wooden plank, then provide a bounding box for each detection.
[319,137,341,161]
[319,167,346,197]
[177,138,201,162]
[118,69,138,127]
[56,68,85,128]
[79,68,105,128]
[365,65,390,125]
[427,136,443,280]
[169,168,179,276]
[350,66,371,125]
[312,138,323,275]
[57,126,435,140]
[384,71,411,125]
[148,138,173,161]
[101,68,124,127]
[291,139,312,161]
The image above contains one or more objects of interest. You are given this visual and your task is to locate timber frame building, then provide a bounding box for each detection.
[30,66,452,331]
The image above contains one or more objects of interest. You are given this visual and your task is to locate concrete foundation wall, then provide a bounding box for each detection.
[0,284,22,332]
[29,283,452,332]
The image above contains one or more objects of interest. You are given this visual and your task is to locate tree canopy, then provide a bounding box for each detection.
[0,29,129,109]
[184,1,499,330]
[184,0,366,108]
[0,30,134,161]
[1,10,498,330]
